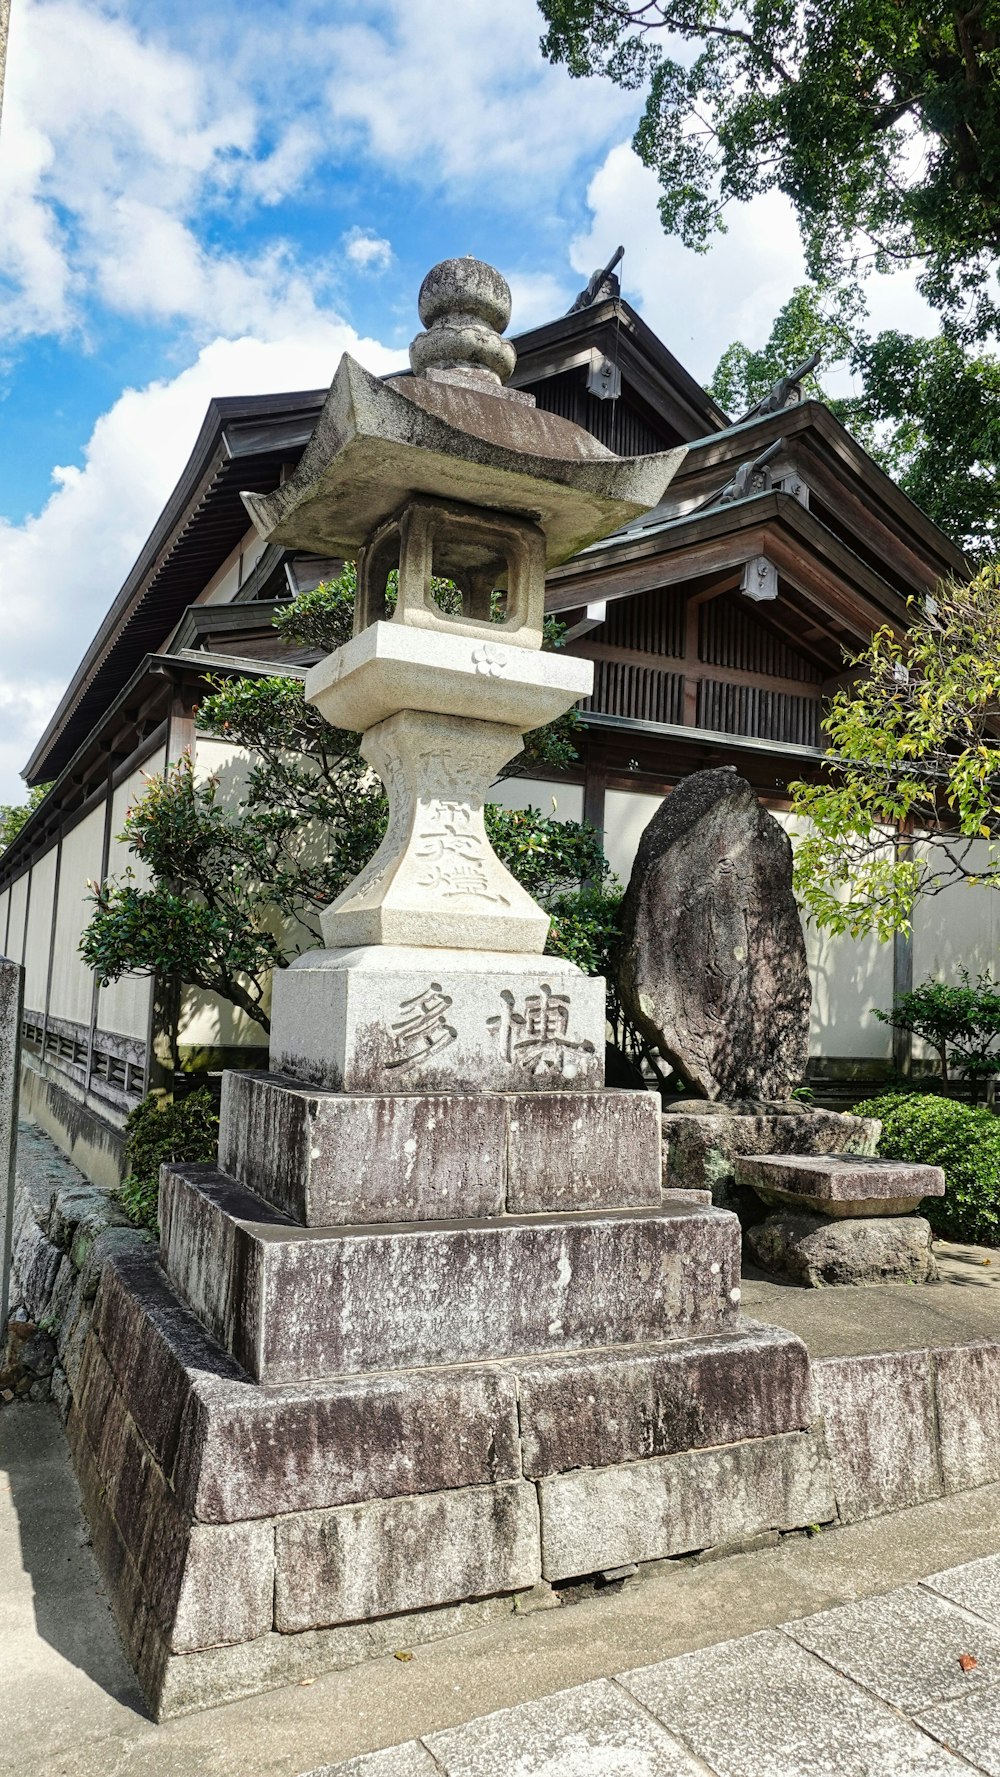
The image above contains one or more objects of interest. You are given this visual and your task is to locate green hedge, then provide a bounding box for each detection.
[118,1088,219,1234]
[856,1091,1000,1247]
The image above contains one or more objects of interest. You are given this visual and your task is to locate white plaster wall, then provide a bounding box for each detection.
[94,753,165,1039]
[195,526,266,607]
[22,850,56,1013]
[911,839,998,983]
[487,776,584,824]
[5,873,29,969]
[48,804,105,1027]
[0,887,10,958]
[603,788,665,885]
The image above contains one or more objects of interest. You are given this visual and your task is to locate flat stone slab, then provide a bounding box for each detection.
[270,946,605,1094]
[737,1152,945,1218]
[538,1426,834,1581]
[306,1749,440,1777]
[621,1628,966,1777]
[423,1679,703,1775]
[662,1105,880,1214]
[160,1166,741,1382]
[748,1211,938,1286]
[916,1689,1000,1777]
[784,1585,1000,1711]
[923,1553,1000,1627]
[218,1072,660,1224]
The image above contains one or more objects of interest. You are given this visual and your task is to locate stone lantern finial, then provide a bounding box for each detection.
[409,256,517,391]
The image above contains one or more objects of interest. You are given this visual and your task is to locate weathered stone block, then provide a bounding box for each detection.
[270,946,605,1094]
[92,1249,522,1520]
[68,1393,275,1653]
[161,1166,741,1382]
[274,1480,540,1630]
[506,1089,661,1213]
[537,1427,835,1580]
[812,1351,943,1522]
[618,769,811,1100]
[737,1152,944,1218]
[662,1104,881,1213]
[219,1071,507,1224]
[934,1342,1000,1493]
[748,1211,938,1286]
[516,1321,812,1476]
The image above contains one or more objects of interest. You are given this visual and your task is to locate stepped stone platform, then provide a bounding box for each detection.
[67,1063,839,1719]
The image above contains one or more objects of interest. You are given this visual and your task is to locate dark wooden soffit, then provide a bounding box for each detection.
[545,488,913,647]
[3,650,305,889]
[660,401,969,584]
[511,298,729,443]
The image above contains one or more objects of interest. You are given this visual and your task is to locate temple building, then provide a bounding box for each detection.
[0,272,983,1182]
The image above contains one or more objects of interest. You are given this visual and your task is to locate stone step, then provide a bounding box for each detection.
[218,1072,662,1225]
[159,1165,742,1384]
[736,1152,945,1218]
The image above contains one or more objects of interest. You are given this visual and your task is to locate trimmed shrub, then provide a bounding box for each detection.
[856,1091,1000,1247]
[118,1088,219,1234]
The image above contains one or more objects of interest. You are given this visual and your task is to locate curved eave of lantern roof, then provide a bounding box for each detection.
[241,353,686,569]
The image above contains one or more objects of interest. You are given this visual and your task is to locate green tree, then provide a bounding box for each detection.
[789,564,1000,939]
[539,2,1000,338]
[0,783,50,857]
[81,570,614,1049]
[710,284,1000,554]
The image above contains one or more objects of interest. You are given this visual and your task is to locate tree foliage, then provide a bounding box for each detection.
[790,565,1000,938]
[539,1,1000,338]
[873,972,1000,1092]
[709,283,1000,554]
[0,783,51,857]
[81,571,612,1042]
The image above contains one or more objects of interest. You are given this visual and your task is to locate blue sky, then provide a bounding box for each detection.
[0,0,932,803]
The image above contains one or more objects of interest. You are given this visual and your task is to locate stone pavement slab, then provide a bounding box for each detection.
[423,1679,702,1776]
[923,1552,1000,1625]
[306,1748,440,1777]
[783,1583,1000,1711]
[620,1629,968,1777]
[916,1690,1000,1777]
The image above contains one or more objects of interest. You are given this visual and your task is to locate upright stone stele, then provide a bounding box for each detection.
[0,954,23,1333]
[68,259,835,1720]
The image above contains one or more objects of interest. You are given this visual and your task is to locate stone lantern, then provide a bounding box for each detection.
[242,256,686,1092]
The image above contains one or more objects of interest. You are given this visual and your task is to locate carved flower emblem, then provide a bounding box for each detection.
[472,643,509,677]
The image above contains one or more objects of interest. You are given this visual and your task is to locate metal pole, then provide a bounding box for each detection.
[0,955,23,1332]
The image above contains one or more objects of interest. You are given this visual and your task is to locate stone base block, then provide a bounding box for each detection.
[747,1212,938,1286]
[662,1105,881,1215]
[515,1320,812,1477]
[537,1425,835,1581]
[736,1152,945,1219]
[160,1165,742,1381]
[218,1071,661,1224]
[269,946,605,1093]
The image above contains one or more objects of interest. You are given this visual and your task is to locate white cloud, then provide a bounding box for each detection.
[318,0,636,193]
[573,143,938,395]
[343,228,393,275]
[0,321,404,802]
[507,270,574,333]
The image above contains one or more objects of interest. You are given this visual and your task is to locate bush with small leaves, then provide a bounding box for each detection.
[118,1088,219,1234]
[856,1091,1000,1248]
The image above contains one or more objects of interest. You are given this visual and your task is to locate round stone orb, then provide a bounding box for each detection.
[417,257,512,332]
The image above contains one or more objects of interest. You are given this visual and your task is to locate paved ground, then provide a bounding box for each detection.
[311,1567,1000,1776]
[7,1402,1000,1777]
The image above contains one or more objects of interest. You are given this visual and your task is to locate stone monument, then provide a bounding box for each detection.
[620,767,944,1284]
[67,260,836,1719]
